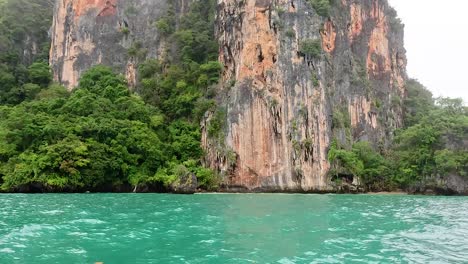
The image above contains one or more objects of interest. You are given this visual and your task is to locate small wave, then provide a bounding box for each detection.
[67,232,88,236]
[41,210,64,215]
[199,240,215,244]
[3,224,57,239]
[360,212,385,218]
[277,258,295,264]
[0,248,15,253]
[70,219,106,224]
[66,248,87,254]
[12,243,26,248]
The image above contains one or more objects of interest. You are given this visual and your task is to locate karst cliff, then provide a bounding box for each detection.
[49,0,408,192]
[49,0,191,89]
[203,0,407,192]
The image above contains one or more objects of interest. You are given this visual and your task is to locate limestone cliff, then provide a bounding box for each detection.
[202,0,407,192]
[49,0,190,89]
[49,0,408,192]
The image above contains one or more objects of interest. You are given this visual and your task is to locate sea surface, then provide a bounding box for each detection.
[0,194,467,263]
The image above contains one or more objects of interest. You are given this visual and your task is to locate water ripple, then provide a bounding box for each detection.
[0,194,467,263]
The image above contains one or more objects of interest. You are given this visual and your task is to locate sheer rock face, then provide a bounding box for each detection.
[202,0,407,192]
[49,0,190,89]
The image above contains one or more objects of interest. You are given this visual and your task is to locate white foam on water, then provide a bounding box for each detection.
[66,248,87,254]
[0,248,15,253]
[199,240,215,244]
[41,210,64,215]
[277,258,295,264]
[67,232,88,236]
[12,244,26,248]
[70,219,106,224]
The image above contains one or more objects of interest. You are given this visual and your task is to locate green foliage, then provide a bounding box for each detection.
[0,61,53,105]
[352,142,391,189]
[299,39,322,59]
[328,91,467,192]
[155,18,174,36]
[36,83,69,100]
[332,107,350,129]
[351,58,370,91]
[0,1,222,192]
[129,0,221,190]
[0,66,217,191]
[311,71,319,87]
[208,108,227,139]
[121,27,130,35]
[307,0,331,17]
[392,97,468,185]
[403,79,434,127]
[28,62,52,87]
[0,0,53,106]
[182,159,219,190]
[328,141,390,191]
[285,29,296,38]
[387,7,404,32]
[328,141,362,178]
[137,0,220,121]
[127,41,147,60]
[0,0,52,62]
[135,0,222,192]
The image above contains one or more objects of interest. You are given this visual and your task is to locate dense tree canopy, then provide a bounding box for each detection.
[328,80,467,192]
[391,96,468,186]
[0,66,217,191]
[0,0,465,193]
[0,0,53,105]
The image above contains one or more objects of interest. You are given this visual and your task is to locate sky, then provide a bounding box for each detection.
[388,0,468,103]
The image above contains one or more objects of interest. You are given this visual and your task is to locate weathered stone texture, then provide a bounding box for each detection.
[49,0,190,89]
[203,0,407,192]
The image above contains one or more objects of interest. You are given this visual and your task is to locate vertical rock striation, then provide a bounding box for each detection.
[203,0,407,192]
[49,0,190,89]
[49,0,408,192]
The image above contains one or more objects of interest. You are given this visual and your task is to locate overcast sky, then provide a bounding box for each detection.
[388,0,468,103]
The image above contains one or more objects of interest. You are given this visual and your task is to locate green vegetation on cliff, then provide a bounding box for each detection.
[0,0,53,105]
[0,66,217,191]
[307,0,331,17]
[0,0,220,192]
[391,95,467,187]
[0,0,466,193]
[329,80,468,192]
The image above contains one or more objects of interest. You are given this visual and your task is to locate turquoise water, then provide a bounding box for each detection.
[0,194,467,263]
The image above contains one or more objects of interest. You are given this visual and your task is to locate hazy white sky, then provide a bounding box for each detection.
[388,0,468,102]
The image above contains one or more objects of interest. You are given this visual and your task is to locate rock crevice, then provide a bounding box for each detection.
[203,0,407,192]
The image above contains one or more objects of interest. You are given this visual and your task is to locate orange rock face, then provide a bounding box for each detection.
[348,3,364,42]
[366,1,391,76]
[49,0,120,89]
[50,0,176,89]
[321,20,337,53]
[205,0,407,191]
[74,0,117,18]
[219,0,277,85]
[349,96,378,129]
